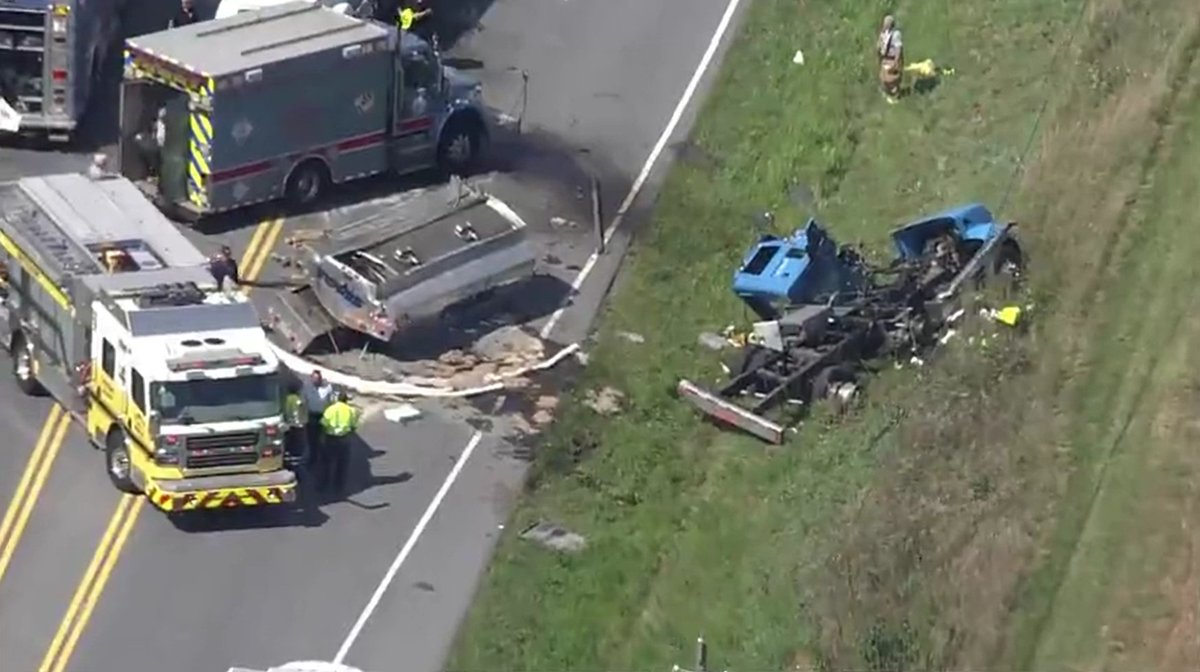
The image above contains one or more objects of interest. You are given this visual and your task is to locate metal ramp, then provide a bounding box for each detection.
[263,285,339,354]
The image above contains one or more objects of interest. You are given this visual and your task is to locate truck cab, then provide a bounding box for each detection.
[88,283,295,511]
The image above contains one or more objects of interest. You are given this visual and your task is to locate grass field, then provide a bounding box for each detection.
[450,0,1200,670]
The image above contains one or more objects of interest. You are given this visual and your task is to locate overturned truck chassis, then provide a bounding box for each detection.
[678,222,1020,443]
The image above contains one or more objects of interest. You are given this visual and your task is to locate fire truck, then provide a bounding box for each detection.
[0,170,297,512]
[0,0,121,140]
[116,1,490,219]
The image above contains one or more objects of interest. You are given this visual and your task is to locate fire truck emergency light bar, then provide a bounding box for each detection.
[166,352,265,372]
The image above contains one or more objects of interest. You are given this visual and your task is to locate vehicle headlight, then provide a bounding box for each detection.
[154,435,180,465]
[51,17,67,35]
[470,83,483,103]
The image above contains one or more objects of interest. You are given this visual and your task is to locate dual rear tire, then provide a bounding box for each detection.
[281,115,484,210]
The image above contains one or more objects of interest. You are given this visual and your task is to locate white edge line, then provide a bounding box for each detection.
[332,431,485,665]
[537,0,746,341]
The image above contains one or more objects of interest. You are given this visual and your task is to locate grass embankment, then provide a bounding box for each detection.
[451,0,1200,669]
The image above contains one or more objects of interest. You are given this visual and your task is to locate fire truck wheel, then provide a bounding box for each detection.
[11,333,45,397]
[437,116,482,176]
[105,430,139,494]
[285,159,330,209]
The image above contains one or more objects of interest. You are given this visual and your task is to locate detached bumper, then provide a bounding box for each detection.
[143,469,297,512]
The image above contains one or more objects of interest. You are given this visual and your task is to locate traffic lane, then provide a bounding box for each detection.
[0,409,122,672]
[61,410,476,672]
[457,0,732,177]
[335,431,526,672]
[0,364,63,519]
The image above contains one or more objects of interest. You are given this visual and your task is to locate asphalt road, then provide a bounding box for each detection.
[0,0,745,669]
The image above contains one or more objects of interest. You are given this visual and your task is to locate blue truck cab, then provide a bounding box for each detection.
[731,204,1023,321]
[732,219,869,320]
[0,0,120,139]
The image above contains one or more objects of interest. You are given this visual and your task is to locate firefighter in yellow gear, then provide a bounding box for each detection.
[319,390,360,493]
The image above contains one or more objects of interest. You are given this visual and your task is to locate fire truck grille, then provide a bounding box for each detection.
[185,431,260,469]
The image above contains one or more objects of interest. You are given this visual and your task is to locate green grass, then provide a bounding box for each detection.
[449,0,1200,670]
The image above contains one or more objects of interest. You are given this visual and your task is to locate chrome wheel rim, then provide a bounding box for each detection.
[15,347,31,381]
[109,444,131,480]
[296,171,320,202]
[447,134,472,166]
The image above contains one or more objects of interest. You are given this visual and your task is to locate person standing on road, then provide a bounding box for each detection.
[319,390,360,494]
[301,370,335,477]
[876,14,904,103]
[207,245,240,291]
[282,379,309,470]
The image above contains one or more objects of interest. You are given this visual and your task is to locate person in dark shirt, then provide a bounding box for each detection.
[207,245,240,290]
[170,0,199,28]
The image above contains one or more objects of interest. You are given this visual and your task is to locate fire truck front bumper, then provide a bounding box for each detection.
[6,112,77,133]
[143,470,298,512]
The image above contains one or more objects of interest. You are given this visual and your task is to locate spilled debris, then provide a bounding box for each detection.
[584,387,625,416]
[520,520,587,554]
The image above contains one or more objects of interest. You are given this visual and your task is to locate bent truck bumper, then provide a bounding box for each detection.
[143,469,297,512]
[677,379,787,444]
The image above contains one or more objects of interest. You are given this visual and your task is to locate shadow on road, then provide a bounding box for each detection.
[166,431,415,532]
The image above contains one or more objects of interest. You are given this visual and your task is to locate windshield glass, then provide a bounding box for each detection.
[152,373,282,425]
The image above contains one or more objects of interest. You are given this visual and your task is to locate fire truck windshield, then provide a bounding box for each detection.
[151,373,282,425]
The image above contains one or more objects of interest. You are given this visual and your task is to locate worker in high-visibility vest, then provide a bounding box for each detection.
[282,380,309,470]
[396,0,431,32]
[319,390,360,493]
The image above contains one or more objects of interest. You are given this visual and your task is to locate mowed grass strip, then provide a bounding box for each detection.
[451,0,1200,670]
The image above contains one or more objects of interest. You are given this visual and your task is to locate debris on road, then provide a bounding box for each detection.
[792,49,805,65]
[531,395,560,426]
[520,521,587,553]
[549,215,579,228]
[271,341,581,399]
[383,404,423,423]
[584,387,625,416]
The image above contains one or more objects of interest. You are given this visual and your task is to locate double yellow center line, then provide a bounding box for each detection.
[241,217,284,291]
[0,405,71,585]
[20,217,286,672]
[38,494,144,672]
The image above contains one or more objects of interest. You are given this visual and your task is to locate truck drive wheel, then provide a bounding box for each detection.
[285,159,330,210]
[811,365,859,413]
[437,116,483,177]
[105,431,140,494]
[11,333,45,396]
